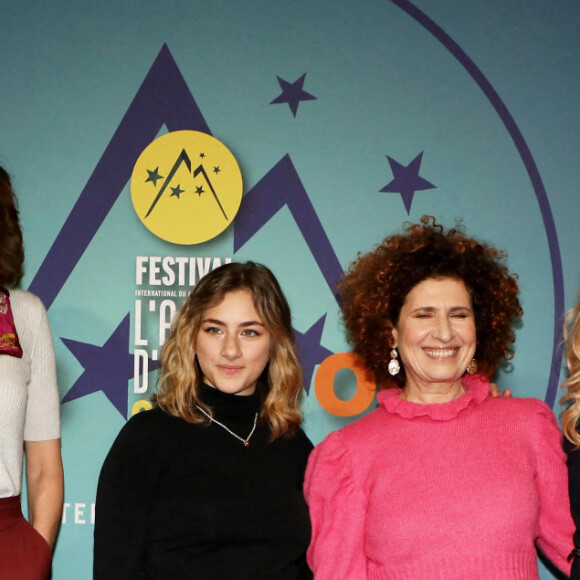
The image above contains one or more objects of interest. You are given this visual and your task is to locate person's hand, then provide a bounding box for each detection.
[489,383,512,398]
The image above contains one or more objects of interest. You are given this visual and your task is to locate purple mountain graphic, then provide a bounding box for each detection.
[29,44,211,307]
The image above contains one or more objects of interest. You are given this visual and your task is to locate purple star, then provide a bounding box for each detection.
[379,152,436,214]
[60,314,160,418]
[294,315,333,395]
[170,184,185,198]
[270,73,317,117]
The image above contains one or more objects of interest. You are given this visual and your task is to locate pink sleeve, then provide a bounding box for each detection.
[532,400,574,575]
[304,431,368,579]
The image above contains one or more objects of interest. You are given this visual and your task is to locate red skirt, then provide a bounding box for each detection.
[0,495,52,580]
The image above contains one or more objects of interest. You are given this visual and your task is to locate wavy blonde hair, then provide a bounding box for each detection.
[561,301,580,447]
[154,261,303,439]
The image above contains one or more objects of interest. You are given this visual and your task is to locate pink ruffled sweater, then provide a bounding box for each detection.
[305,375,573,579]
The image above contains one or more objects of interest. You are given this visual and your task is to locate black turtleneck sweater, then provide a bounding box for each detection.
[94,385,313,579]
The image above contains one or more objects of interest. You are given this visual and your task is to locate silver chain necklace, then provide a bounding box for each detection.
[196,405,258,447]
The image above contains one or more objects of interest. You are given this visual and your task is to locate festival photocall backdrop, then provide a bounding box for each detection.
[2,0,579,577]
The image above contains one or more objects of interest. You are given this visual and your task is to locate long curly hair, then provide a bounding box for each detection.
[561,301,580,448]
[155,261,304,439]
[0,166,24,287]
[339,216,522,387]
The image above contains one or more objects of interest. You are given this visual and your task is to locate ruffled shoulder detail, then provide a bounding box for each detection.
[377,373,490,421]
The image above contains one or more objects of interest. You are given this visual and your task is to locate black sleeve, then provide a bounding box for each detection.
[296,428,314,479]
[93,411,164,579]
[567,442,580,579]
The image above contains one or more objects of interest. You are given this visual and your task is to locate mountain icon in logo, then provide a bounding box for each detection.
[131,130,242,244]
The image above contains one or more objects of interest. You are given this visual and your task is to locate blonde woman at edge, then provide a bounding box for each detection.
[562,298,580,579]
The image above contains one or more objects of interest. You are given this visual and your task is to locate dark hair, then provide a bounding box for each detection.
[0,166,24,287]
[339,216,522,386]
[156,261,304,439]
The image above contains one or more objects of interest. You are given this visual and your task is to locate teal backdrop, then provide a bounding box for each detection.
[1,1,579,577]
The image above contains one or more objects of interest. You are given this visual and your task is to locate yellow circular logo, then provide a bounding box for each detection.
[130,130,243,244]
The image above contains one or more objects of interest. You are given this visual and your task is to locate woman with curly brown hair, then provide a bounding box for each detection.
[561,298,580,579]
[305,216,573,579]
[94,261,313,579]
[0,165,63,579]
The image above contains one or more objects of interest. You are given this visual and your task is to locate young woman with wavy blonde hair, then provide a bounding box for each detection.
[155,260,304,439]
[95,261,313,580]
[562,299,580,579]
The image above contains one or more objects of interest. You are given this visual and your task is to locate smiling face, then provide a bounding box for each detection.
[391,277,477,400]
[196,289,272,396]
